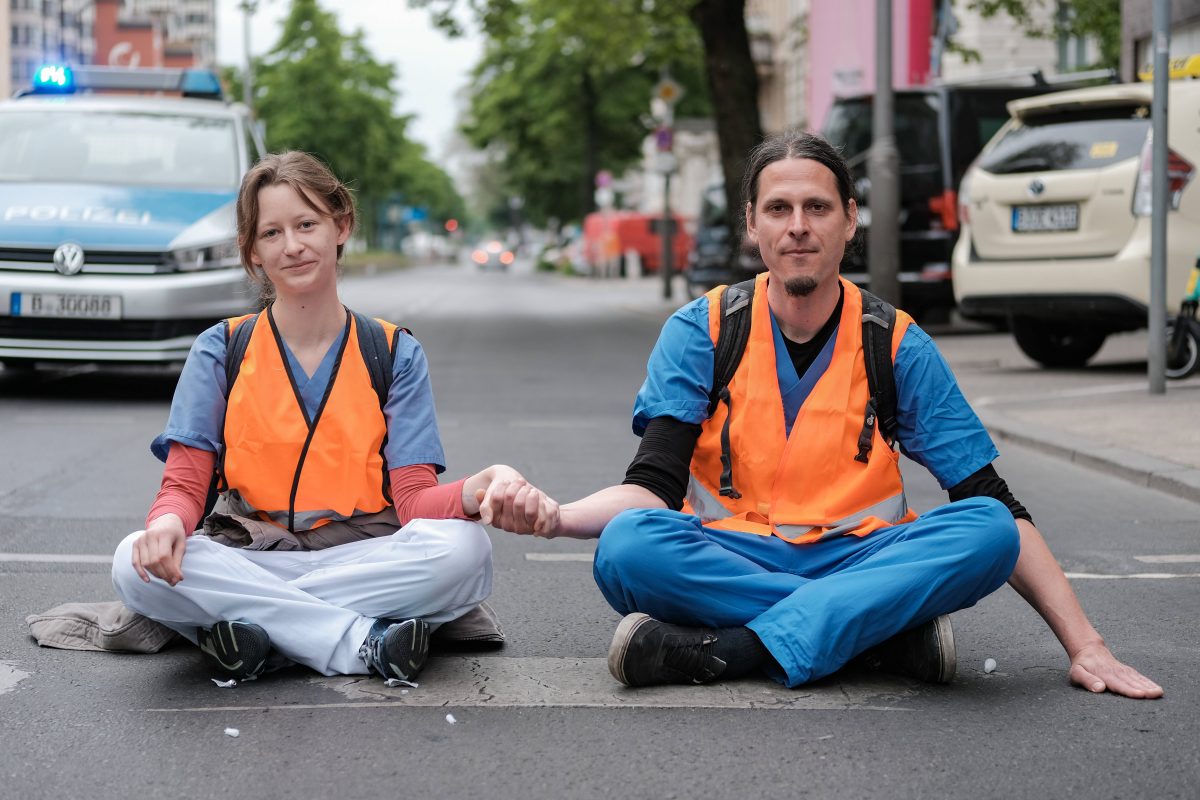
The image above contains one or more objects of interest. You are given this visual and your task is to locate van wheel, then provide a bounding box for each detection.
[1011,318,1107,368]
[1166,318,1200,379]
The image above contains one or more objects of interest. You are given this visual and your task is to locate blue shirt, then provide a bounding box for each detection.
[632,295,998,490]
[152,319,447,473]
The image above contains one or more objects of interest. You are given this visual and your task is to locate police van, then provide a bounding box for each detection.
[0,64,262,369]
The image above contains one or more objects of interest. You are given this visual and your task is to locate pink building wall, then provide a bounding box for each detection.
[807,0,933,130]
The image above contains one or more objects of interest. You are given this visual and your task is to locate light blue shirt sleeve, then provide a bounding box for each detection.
[383,333,447,473]
[151,322,227,461]
[632,296,715,436]
[893,324,998,489]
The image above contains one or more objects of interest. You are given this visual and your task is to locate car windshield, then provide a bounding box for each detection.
[823,94,941,169]
[978,106,1151,175]
[0,109,239,189]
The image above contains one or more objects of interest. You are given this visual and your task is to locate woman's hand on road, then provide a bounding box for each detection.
[465,465,561,537]
[132,514,188,585]
[1069,641,1163,699]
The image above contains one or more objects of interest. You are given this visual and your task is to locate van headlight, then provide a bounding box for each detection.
[168,240,241,272]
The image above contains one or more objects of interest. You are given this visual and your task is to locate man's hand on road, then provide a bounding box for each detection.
[132,514,188,585]
[1069,641,1163,699]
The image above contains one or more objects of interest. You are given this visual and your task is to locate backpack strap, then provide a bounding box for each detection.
[855,287,898,463]
[351,310,395,410]
[202,314,259,521]
[708,278,756,499]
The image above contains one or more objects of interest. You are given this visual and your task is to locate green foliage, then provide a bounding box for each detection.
[415,0,711,226]
[248,0,466,245]
[962,0,1121,71]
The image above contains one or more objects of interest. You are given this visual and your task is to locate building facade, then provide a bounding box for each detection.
[8,0,95,90]
[1122,0,1200,80]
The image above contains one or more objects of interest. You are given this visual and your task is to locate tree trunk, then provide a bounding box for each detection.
[689,0,762,239]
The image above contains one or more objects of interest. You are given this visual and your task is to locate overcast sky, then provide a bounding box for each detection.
[214,0,481,158]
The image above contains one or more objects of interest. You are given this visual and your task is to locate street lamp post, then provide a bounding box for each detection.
[1149,0,1171,394]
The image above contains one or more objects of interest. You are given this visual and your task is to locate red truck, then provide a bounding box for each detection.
[583,211,691,275]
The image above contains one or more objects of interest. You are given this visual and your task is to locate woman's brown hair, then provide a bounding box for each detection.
[235,151,356,298]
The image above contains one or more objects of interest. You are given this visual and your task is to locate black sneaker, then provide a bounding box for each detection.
[197,620,271,681]
[607,613,728,687]
[359,618,431,682]
[858,614,957,684]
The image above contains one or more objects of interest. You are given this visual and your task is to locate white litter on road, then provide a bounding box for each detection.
[445,714,457,724]
[384,679,418,688]
[224,728,240,738]
[212,678,237,688]
[0,661,31,697]
[983,658,997,674]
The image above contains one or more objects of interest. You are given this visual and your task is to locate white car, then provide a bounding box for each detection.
[952,79,1200,367]
[0,65,262,368]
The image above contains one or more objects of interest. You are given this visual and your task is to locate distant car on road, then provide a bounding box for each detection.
[0,64,263,369]
[952,76,1200,368]
[471,240,515,271]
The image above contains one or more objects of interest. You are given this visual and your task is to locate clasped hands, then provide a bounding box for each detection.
[463,464,561,537]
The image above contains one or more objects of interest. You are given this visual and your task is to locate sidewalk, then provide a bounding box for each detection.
[975,379,1200,504]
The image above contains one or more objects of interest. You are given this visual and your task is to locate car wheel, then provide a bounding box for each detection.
[1011,317,1107,368]
[1166,318,1200,379]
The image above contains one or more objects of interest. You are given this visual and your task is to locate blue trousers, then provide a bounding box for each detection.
[593,497,1020,688]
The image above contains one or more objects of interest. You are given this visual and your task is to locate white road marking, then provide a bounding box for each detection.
[1065,572,1200,580]
[0,661,31,697]
[148,657,914,712]
[0,553,113,564]
[1134,554,1200,564]
[525,553,594,562]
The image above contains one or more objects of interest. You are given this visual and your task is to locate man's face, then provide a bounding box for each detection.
[744,158,857,297]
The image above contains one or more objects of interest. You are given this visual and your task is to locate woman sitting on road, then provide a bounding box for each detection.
[112,151,556,684]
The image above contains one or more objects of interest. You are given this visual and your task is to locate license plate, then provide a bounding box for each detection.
[1012,204,1079,233]
[10,292,122,319]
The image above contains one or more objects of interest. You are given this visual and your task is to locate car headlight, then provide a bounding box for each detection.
[168,240,241,272]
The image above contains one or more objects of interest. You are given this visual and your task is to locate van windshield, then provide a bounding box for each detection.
[0,110,239,189]
[823,94,941,169]
[978,107,1150,175]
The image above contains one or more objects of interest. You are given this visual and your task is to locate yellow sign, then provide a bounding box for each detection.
[654,77,684,105]
[1138,53,1200,81]
[1090,141,1118,159]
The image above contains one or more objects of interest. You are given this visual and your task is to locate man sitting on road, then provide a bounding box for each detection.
[484,130,1161,699]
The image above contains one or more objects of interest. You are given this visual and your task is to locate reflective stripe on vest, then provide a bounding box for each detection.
[683,273,918,542]
[221,310,395,532]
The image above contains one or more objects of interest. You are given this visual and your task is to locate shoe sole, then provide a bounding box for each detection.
[931,614,957,684]
[607,612,653,687]
[198,621,269,680]
[385,619,430,681]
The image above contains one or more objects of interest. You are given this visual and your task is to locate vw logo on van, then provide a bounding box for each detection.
[53,243,85,275]
[1027,178,1046,197]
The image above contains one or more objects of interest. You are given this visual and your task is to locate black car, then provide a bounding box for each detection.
[823,71,1113,321]
[684,183,762,299]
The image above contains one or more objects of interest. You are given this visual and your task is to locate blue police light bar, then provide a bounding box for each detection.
[20,65,225,101]
[32,64,75,93]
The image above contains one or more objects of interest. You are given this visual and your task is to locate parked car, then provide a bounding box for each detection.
[952,78,1200,367]
[0,64,262,369]
[684,182,761,298]
[823,71,1113,321]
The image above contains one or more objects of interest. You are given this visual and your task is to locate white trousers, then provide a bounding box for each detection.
[112,518,493,676]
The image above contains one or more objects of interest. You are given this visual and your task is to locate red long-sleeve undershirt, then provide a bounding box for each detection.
[145,442,468,534]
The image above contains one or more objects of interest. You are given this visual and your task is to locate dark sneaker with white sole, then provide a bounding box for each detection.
[858,614,957,684]
[359,618,431,682]
[197,620,272,681]
[608,613,728,687]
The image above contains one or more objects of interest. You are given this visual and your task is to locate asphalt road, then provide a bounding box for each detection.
[0,262,1196,800]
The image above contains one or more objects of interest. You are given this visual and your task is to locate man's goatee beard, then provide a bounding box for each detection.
[784,276,819,297]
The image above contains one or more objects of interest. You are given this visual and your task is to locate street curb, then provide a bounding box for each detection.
[977,408,1200,506]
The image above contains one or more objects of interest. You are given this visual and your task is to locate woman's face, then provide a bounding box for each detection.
[250,183,349,300]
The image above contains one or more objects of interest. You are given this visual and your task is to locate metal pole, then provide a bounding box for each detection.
[662,172,673,300]
[1149,0,1170,394]
[241,1,257,111]
[868,0,901,307]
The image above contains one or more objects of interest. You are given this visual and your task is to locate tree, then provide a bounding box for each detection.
[412,0,759,233]
[960,0,1121,72]
[246,0,466,245]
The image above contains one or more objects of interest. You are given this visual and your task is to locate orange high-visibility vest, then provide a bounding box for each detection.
[683,274,918,543]
[220,310,396,532]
